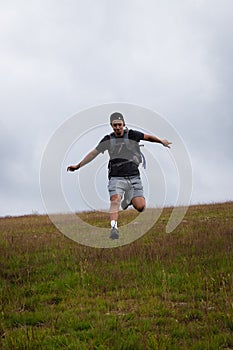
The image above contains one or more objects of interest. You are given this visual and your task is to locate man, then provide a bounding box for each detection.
[67,112,172,239]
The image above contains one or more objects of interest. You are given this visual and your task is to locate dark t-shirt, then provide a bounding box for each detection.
[96,129,144,178]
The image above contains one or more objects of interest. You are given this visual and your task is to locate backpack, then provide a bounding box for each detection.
[109,129,146,169]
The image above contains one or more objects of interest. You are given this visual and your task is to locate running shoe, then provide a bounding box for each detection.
[109,227,119,239]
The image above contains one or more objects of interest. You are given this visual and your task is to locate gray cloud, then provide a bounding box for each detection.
[0,0,232,216]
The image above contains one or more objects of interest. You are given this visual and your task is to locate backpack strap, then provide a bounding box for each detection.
[109,129,146,169]
[140,145,146,169]
[109,129,128,154]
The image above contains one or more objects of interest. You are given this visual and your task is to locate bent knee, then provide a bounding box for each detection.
[132,197,146,212]
[136,204,145,212]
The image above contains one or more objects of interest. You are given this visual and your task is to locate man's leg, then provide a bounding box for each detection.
[129,176,145,212]
[110,194,121,222]
[109,194,121,240]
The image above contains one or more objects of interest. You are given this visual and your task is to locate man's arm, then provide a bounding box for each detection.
[67,148,100,172]
[143,134,172,148]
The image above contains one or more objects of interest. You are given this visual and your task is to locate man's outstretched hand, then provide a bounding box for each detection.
[161,140,172,148]
[67,164,80,172]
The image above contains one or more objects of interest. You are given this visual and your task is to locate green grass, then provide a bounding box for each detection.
[0,202,233,349]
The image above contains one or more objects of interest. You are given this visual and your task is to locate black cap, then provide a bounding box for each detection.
[110,112,125,125]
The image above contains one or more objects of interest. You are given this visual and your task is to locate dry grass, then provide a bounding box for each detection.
[0,202,232,349]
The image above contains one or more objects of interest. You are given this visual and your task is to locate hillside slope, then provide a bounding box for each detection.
[0,202,233,349]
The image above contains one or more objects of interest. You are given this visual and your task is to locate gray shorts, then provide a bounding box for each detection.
[108,176,144,200]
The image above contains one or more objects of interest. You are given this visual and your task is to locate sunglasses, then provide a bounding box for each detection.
[112,122,123,127]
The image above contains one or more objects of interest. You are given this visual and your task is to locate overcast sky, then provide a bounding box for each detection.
[1,0,233,217]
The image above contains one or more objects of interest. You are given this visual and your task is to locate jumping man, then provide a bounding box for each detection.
[67,112,172,239]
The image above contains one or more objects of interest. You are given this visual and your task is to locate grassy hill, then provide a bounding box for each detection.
[0,202,233,349]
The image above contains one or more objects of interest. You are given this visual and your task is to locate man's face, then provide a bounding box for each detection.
[111,121,124,137]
